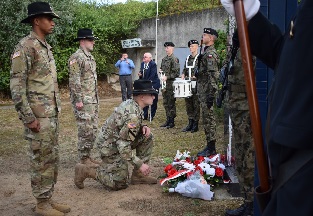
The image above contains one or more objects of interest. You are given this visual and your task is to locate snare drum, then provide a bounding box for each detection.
[173,78,192,98]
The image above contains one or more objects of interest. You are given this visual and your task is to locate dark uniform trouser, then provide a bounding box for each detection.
[184,88,200,121]
[96,133,154,190]
[162,80,176,118]
[143,92,159,119]
[74,103,99,160]
[26,116,59,200]
[119,75,133,101]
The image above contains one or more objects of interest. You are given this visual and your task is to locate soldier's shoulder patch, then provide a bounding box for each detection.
[69,59,77,65]
[12,51,20,59]
[127,122,136,129]
[208,54,213,58]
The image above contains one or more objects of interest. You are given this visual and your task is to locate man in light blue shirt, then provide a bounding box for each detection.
[115,53,135,101]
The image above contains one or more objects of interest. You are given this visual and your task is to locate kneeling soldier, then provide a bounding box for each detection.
[74,79,158,190]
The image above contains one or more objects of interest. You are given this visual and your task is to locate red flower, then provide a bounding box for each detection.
[194,159,202,166]
[185,157,191,163]
[186,171,194,178]
[215,167,223,177]
[197,156,205,162]
[168,168,177,176]
[164,164,173,173]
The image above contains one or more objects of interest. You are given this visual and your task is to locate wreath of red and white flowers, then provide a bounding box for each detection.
[159,150,230,200]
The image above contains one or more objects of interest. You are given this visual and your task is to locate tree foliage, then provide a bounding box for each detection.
[0,0,224,95]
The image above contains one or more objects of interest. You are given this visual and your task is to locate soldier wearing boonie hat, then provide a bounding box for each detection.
[10,2,71,215]
[74,79,158,191]
[68,28,100,170]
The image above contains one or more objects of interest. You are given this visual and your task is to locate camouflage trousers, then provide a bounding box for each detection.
[74,103,99,160]
[162,80,176,118]
[198,93,216,142]
[229,105,255,201]
[96,133,154,190]
[25,116,59,200]
[184,88,200,121]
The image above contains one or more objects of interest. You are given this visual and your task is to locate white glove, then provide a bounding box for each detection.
[221,0,260,21]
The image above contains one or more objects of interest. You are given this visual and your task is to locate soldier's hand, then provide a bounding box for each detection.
[26,119,40,133]
[76,102,84,110]
[181,74,185,80]
[139,163,150,176]
[162,75,167,81]
[142,125,151,137]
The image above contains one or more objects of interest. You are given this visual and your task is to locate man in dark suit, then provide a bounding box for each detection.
[138,52,160,120]
[222,0,313,215]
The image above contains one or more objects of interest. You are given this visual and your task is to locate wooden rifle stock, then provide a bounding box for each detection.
[233,0,270,193]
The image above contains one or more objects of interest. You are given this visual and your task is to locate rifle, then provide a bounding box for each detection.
[216,44,239,108]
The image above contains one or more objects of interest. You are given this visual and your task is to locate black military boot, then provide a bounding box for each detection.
[197,140,216,156]
[181,119,193,132]
[166,117,175,129]
[160,117,169,127]
[190,121,198,133]
[225,201,253,216]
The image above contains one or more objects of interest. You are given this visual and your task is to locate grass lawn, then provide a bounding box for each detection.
[0,97,226,162]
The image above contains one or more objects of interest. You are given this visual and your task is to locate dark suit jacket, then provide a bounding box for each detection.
[249,3,313,150]
[139,61,161,90]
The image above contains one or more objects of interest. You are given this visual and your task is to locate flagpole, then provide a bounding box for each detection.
[155,0,158,64]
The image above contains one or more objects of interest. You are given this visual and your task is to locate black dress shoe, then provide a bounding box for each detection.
[225,202,253,216]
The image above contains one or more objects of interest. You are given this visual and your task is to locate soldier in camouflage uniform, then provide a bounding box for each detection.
[10,2,70,216]
[68,28,100,168]
[225,47,255,216]
[74,79,158,190]
[159,42,180,128]
[197,28,220,156]
[181,40,200,133]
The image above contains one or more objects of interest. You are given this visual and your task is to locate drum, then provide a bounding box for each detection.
[173,78,192,98]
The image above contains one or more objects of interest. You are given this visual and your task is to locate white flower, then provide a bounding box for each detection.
[183,162,195,171]
[198,162,215,176]
[174,150,183,160]
[182,150,191,158]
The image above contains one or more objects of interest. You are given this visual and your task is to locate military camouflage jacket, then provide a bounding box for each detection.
[197,45,219,82]
[183,54,199,78]
[68,48,98,105]
[160,54,180,81]
[10,31,61,124]
[97,99,144,168]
